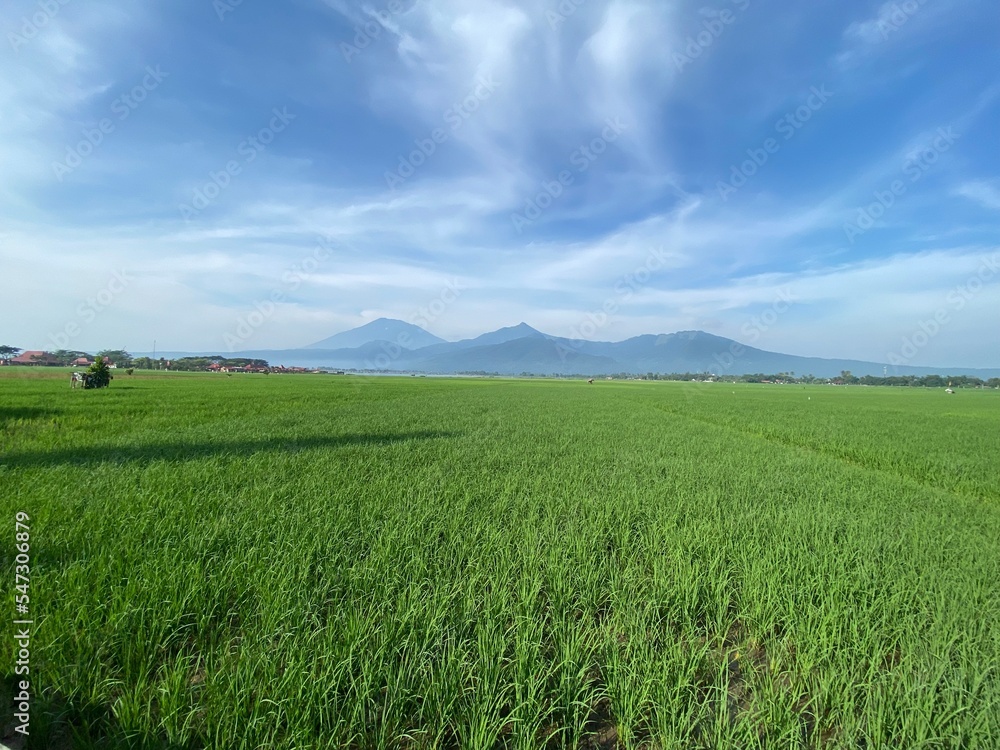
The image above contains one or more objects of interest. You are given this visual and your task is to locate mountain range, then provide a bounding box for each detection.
[143,318,1000,378]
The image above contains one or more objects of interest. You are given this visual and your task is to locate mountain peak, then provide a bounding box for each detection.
[446,322,548,351]
[509,322,540,333]
[306,318,445,350]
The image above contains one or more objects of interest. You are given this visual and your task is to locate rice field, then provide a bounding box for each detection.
[2,368,998,749]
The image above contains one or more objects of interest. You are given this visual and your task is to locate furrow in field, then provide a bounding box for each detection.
[647,400,994,504]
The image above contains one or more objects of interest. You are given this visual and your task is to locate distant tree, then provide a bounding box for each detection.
[97,349,132,366]
[167,356,269,372]
[921,374,945,388]
[51,350,92,366]
[0,345,21,362]
[952,375,983,388]
[86,357,113,388]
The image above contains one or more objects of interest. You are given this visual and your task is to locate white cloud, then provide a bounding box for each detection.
[956,181,1000,211]
[1,0,997,369]
[832,0,961,71]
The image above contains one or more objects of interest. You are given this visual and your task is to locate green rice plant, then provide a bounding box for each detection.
[1,370,998,748]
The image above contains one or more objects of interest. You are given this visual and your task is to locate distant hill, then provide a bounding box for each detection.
[455,322,548,349]
[144,323,1000,378]
[418,336,618,375]
[305,318,445,350]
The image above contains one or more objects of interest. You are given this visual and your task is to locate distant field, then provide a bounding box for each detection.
[2,368,998,749]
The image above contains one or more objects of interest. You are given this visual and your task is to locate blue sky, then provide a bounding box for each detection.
[2,0,998,367]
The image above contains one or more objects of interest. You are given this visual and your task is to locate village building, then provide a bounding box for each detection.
[10,350,61,366]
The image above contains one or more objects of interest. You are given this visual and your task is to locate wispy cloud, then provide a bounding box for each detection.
[0,0,997,366]
[956,180,1000,211]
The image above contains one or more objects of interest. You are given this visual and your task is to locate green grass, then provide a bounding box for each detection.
[2,369,998,748]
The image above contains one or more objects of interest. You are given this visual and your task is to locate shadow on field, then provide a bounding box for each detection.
[0,431,460,469]
[0,406,59,425]
[1,675,197,750]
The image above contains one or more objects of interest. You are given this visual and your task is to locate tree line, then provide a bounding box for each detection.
[0,347,134,365]
[620,371,999,387]
[3,348,996,387]
[0,348,271,372]
[460,369,1000,388]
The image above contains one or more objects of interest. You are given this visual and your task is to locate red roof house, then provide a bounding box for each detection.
[11,350,60,366]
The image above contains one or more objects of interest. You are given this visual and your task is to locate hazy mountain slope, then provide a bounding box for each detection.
[305,318,445,350]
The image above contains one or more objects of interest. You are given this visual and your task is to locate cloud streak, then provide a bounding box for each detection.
[0,0,997,367]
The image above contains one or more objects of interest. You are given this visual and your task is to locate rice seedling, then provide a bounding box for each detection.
[2,369,998,748]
